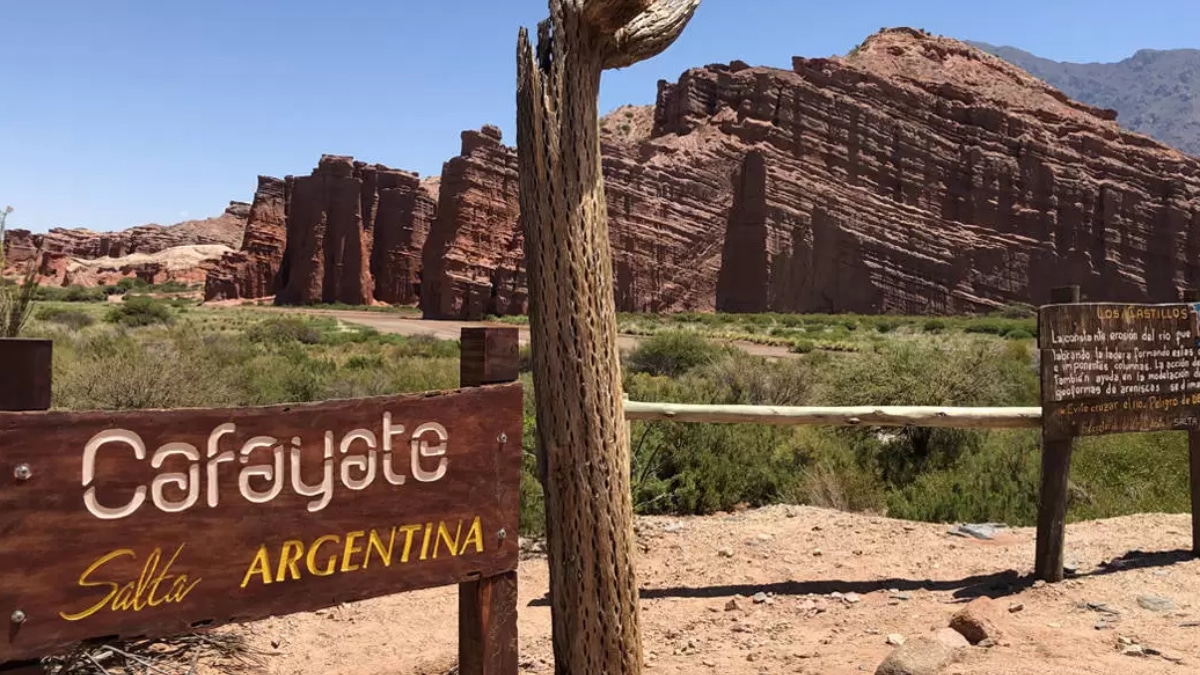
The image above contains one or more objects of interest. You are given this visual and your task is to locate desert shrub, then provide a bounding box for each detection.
[631,421,807,514]
[814,339,1037,496]
[923,318,947,333]
[625,330,730,378]
[794,429,888,513]
[790,339,815,354]
[885,430,1041,525]
[35,306,94,330]
[54,329,238,410]
[1068,431,1191,521]
[246,316,323,345]
[344,354,386,370]
[517,375,546,536]
[105,296,174,328]
[35,284,108,303]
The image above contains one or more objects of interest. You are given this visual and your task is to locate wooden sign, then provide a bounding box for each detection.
[1039,301,1200,438]
[0,383,522,662]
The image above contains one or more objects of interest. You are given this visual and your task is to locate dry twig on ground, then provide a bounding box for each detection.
[41,631,269,675]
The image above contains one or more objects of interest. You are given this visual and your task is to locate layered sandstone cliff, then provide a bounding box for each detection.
[416,28,1200,317]
[204,177,290,301]
[418,116,738,319]
[708,28,1200,312]
[5,203,247,263]
[3,203,248,287]
[268,155,435,306]
[420,126,523,318]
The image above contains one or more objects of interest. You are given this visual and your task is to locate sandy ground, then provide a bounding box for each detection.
[199,505,1200,675]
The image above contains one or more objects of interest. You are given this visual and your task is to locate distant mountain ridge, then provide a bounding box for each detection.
[969,41,1200,157]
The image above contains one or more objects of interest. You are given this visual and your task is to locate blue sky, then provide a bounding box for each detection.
[3,0,1198,233]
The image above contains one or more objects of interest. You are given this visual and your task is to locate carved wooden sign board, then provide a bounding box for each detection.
[0,384,522,663]
[1039,302,1200,439]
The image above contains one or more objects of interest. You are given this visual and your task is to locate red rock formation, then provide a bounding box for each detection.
[204,177,290,301]
[706,28,1200,312]
[8,204,247,262]
[371,170,436,305]
[416,30,1200,318]
[273,155,435,306]
[419,118,736,319]
[420,126,524,319]
[275,156,373,305]
[2,204,248,288]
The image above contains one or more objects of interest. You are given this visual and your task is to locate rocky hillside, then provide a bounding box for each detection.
[210,28,1200,316]
[971,42,1200,157]
[23,28,1200,315]
[3,203,248,287]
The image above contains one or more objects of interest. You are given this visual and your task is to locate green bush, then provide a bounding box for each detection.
[625,330,729,378]
[790,339,815,354]
[246,316,323,345]
[35,306,95,330]
[105,297,174,328]
[35,285,108,303]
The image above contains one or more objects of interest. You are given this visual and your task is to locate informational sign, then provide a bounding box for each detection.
[1039,302,1200,438]
[0,383,522,662]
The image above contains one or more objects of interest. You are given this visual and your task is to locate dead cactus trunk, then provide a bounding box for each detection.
[515,1,700,673]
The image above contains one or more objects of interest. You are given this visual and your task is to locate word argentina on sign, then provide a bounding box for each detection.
[0,384,522,662]
[1039,301,1200,438]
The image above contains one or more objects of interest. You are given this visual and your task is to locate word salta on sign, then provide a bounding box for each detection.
[1039,302,1200,438]
[0,384,522,662]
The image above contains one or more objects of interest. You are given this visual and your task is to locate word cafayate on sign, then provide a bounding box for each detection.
[1039,302,1200,438]
[0,384,523,663]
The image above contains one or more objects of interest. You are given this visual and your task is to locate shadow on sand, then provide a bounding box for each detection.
[525,547,1196,608]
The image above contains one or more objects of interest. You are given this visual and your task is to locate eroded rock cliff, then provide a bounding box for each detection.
[418,116,738,319]
[265,156,436,306]
[420,126,524,318]
[3,204,248,287]
[415,29,1200,317]
[708,28,1200,312]
[205,177,290,301]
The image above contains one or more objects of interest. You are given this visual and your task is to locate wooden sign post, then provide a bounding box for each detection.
[1037,288,1200,581]
[0,339,51,413]
[0,328,521,674]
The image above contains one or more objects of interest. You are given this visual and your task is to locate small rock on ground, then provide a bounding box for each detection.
[875,628,968,675]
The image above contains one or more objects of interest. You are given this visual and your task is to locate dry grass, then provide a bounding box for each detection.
[42,631,270,674]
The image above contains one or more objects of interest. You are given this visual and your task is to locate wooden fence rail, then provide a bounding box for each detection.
[623,401,1043,429]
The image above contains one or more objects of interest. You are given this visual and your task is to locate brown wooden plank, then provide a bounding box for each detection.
[1034,438,1073,582]
[0,339,52,672]
[0,383,523,662]
[1038,289,1200,438]
[458,571,518,675]
[458,328,519,675]
[1035,286,1078,583]
[1038,302,1198,350]
[461,328,520,387]
[1188,432,1200,559]
[0,339,51,412]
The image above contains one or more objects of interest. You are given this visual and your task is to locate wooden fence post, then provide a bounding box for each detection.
[1184,289,1200,558]
[1035,285,1080,582]
[0,338,51,673]
[0,339,51,412]
[458,327,520,675]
